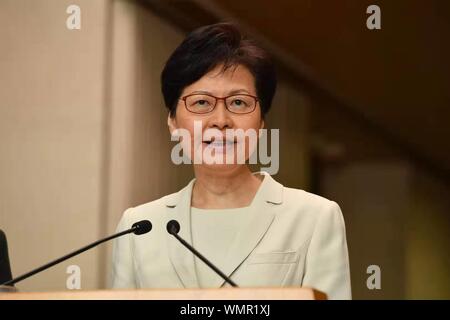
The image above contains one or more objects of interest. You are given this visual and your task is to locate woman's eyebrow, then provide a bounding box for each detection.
[188,89,251,96]
[189,90,212,95]
[228,89,250,95]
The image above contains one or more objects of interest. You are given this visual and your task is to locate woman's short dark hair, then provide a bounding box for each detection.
[161,22,277,118]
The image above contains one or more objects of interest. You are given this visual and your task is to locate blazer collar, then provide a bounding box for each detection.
[164,171,284,288]
[164,171,283,207]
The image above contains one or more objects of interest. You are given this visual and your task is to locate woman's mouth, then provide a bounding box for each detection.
[202,139,238,153]
[203,140,236,146]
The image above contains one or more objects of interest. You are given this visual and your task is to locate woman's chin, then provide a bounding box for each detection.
[192,159,246,171]
[195,162,245,171]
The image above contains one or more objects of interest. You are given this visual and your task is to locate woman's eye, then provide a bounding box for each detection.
[232,99,247,107]
[195,100,209,106]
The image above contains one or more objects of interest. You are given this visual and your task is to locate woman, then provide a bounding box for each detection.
[111,22,351,299]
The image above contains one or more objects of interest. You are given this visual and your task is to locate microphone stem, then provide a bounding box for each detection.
[171,232,238,287]
[2,227,136,286]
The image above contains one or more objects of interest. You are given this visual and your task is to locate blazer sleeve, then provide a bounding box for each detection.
[301,201,352,300]
[110,208,137,289]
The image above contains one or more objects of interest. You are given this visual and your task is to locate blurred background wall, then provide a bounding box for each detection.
[0,0,109,291]
[0,0,448,298]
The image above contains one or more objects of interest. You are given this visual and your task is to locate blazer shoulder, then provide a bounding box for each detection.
[283,187,337,210]
[281,186,344,223]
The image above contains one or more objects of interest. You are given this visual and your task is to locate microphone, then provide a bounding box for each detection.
[166,220,238,287]
[1,220,152,287]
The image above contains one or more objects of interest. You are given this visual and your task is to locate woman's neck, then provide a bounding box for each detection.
[191,165,263,209]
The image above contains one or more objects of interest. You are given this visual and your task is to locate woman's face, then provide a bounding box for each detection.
[168,64,264,170]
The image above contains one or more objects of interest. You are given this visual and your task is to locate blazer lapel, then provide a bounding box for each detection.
[164,172,284,289]
[164,178,199,288]
[213,172,284,288]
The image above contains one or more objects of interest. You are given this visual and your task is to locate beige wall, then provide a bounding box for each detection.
[0,0,108,291]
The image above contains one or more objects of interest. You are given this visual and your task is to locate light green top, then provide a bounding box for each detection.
[190,206,249,288]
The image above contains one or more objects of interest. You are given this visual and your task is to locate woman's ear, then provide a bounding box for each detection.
[167,114,177,136]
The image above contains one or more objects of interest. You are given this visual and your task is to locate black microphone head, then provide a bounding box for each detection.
[132,220,152,235]
[166,220,180,235]
[0,230,13,285]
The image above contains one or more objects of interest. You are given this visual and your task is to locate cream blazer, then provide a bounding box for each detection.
[111,172,352,299]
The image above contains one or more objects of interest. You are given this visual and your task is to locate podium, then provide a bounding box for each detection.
[0,287,326,300]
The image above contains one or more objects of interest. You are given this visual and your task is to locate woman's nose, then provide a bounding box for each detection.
[207,100,233,129]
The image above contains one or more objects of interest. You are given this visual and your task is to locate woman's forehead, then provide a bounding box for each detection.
[183,64,256,95]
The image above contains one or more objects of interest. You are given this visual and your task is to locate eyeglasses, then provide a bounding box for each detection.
[180,93,259,114]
